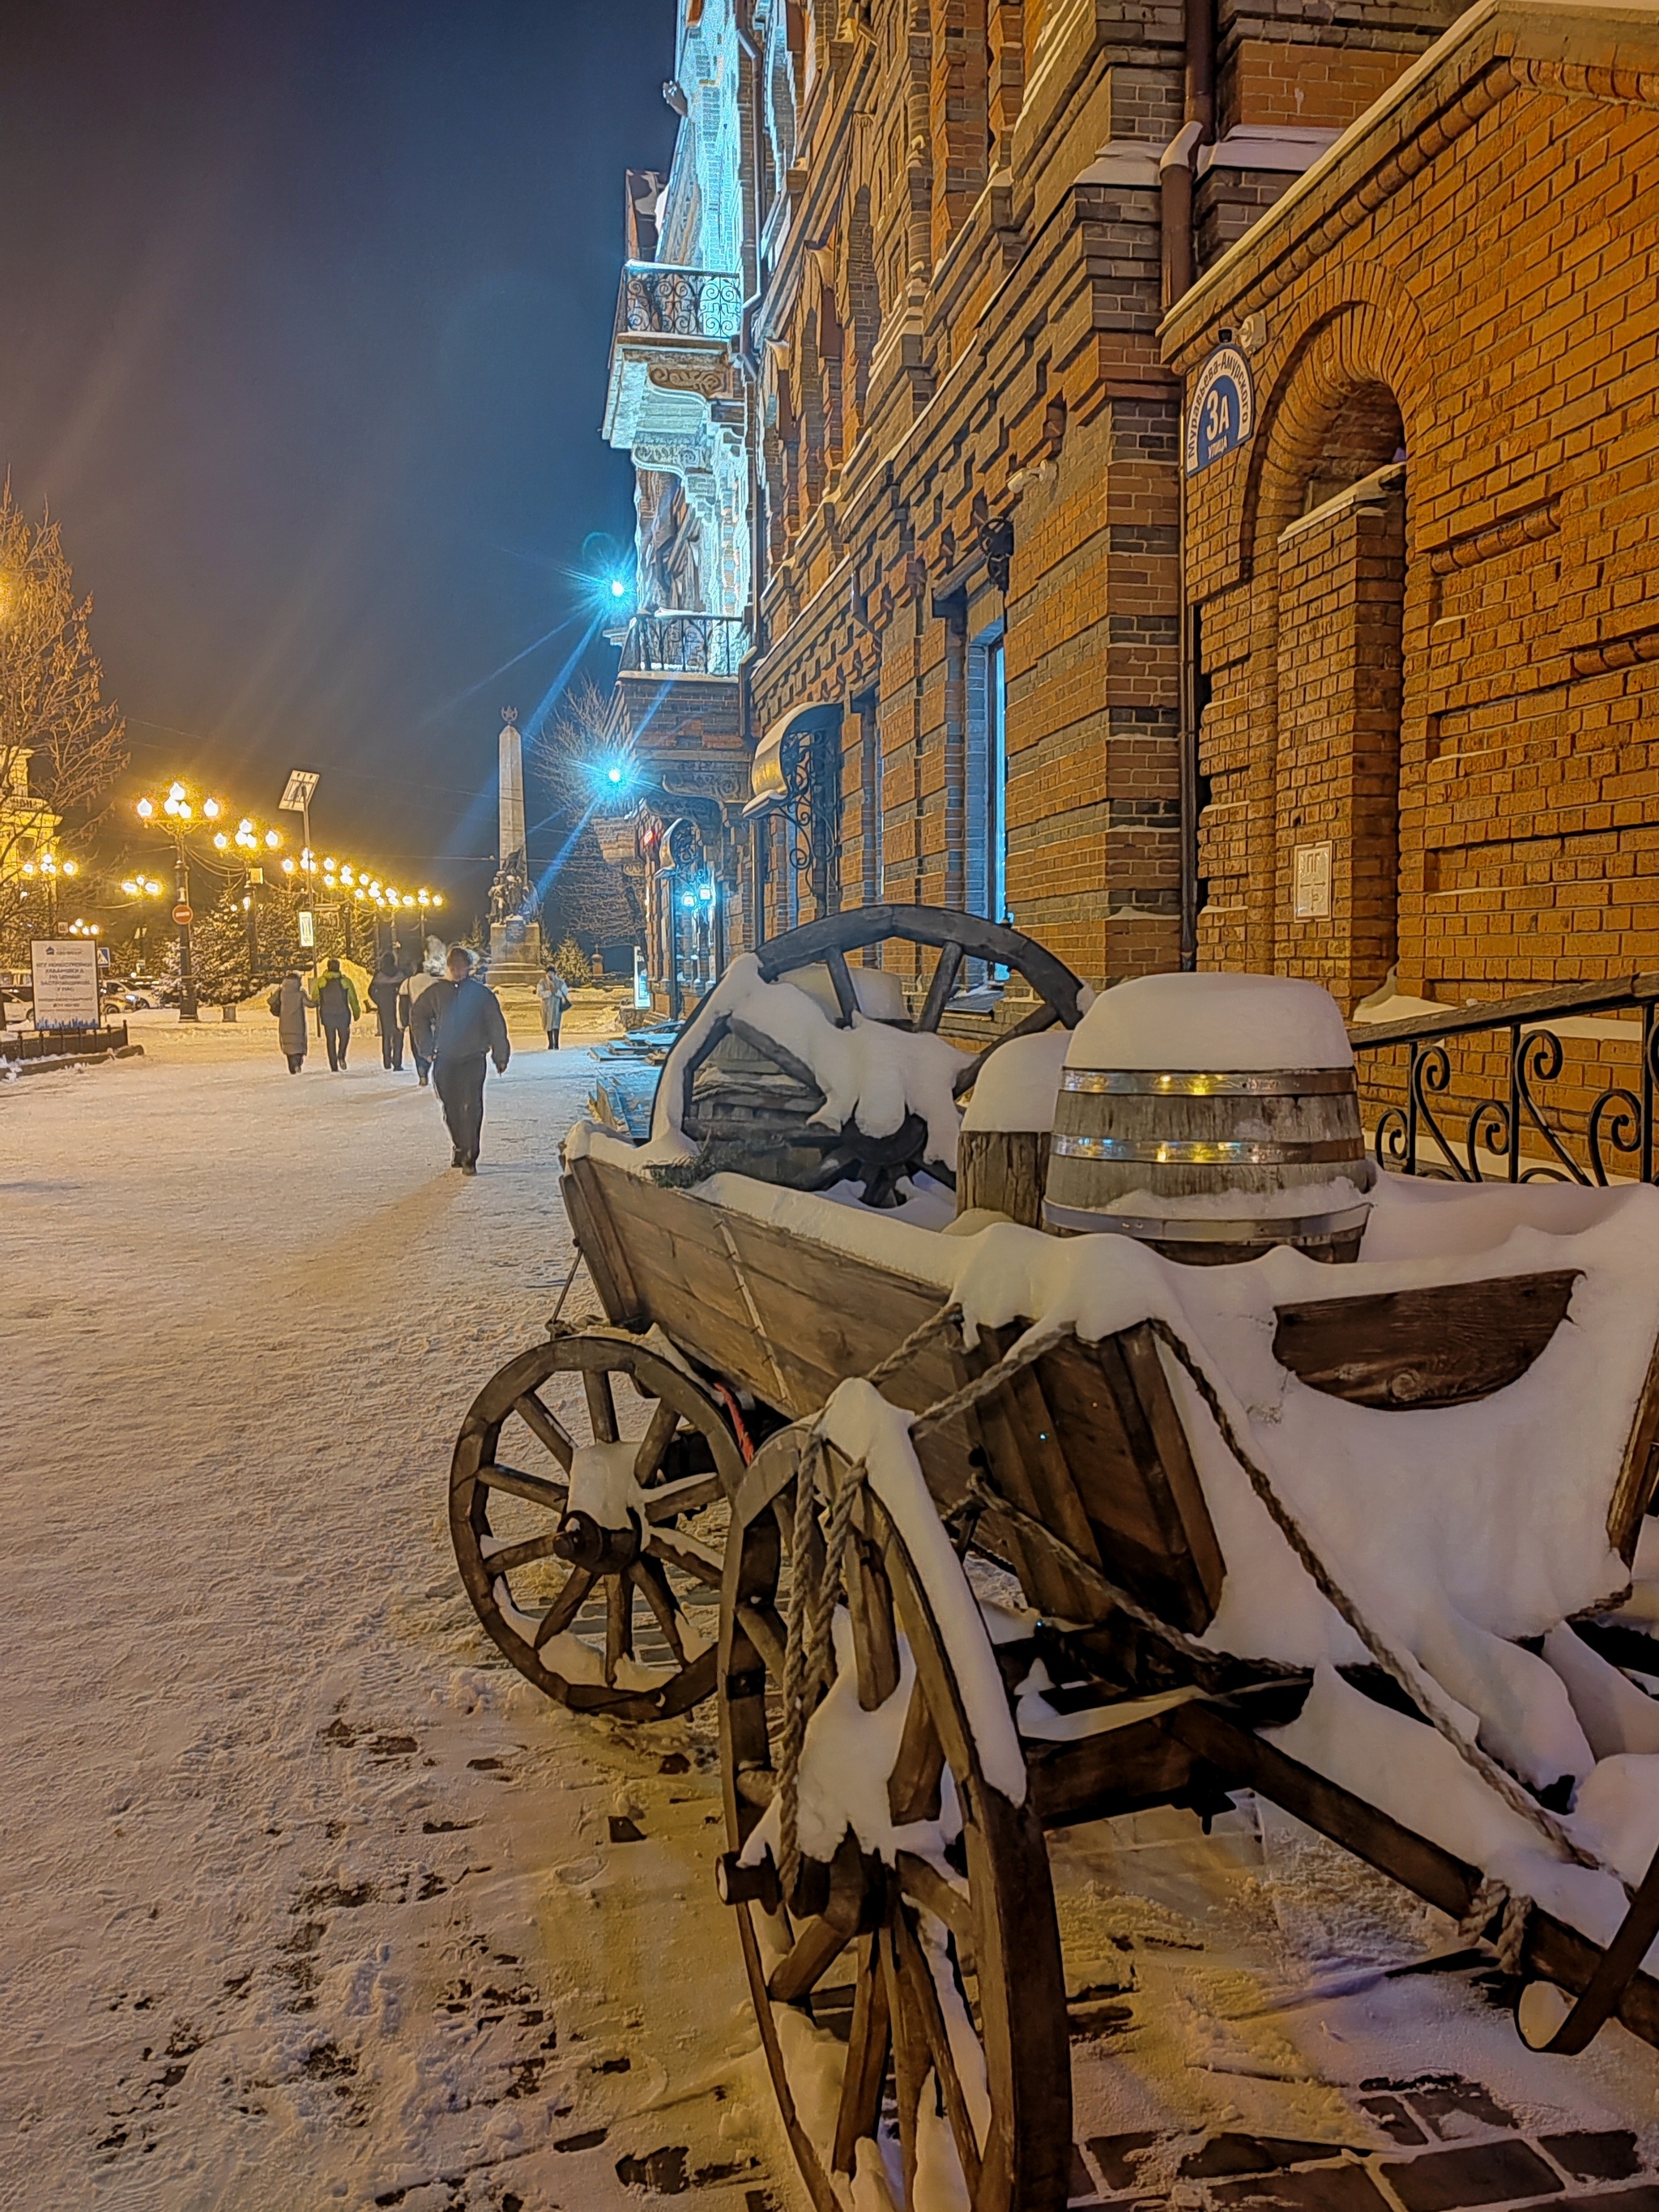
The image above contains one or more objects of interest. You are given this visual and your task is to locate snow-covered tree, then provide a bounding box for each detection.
[0,489,126,961]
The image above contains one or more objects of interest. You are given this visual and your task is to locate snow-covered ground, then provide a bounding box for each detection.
[5,1013,1658,2212]
[0,1016,775,2212]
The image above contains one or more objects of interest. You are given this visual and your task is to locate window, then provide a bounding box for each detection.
[855,689,882,914]
[966,627,1007,928]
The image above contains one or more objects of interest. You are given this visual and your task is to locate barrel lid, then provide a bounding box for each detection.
[1064,971,1354,1074]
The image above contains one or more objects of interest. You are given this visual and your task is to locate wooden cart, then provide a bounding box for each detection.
[448,910,1659,2212]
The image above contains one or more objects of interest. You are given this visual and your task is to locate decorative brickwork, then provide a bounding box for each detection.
[1166,0,1659,1009]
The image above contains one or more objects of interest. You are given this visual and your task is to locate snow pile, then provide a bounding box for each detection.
[699,1162,1659,1959]
[1067,970,1354,1072]
[566,950,971,1176]
[958,1025,1070,1132]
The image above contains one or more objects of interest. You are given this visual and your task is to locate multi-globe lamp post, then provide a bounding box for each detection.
[135,782,285,1021]
[134,782,230,1021]
[118,874,166,972]
[18,848,79,936]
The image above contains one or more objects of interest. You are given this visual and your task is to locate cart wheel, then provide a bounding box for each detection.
[450,1330,744,1722]
[718,1430,1071,2211]
[660,903,1088,1204]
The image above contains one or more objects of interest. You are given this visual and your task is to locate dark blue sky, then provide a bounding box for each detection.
[0,0,676,914]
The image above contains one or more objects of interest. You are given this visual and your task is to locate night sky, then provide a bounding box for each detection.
[0,0,676,919]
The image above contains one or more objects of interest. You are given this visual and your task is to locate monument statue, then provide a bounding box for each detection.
[486,707,547,987]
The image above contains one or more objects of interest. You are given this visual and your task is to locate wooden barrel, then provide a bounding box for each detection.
[1044,1068,1373,1264]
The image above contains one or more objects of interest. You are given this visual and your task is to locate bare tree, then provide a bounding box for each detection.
[0,488,127,949]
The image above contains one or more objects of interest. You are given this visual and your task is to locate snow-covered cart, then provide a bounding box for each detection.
[449,908,1659,2212]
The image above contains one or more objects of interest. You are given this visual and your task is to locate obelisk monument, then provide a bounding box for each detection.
[487,706,546,986]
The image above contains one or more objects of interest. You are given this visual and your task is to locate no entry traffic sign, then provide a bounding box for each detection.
[173,902,194,926]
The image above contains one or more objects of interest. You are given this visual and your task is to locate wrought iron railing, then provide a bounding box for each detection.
[1350,976,1659,1185]
[620,612,748,678]
[615,263,744,341]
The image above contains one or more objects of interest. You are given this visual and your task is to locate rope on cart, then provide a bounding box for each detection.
[1141,1316,1624,1890]
[774,1303,1080,1891]
[1458,1876,1533,1972]
[772,1294,1626,1928]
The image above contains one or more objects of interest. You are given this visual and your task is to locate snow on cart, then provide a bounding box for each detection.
[446,906,1659,2212]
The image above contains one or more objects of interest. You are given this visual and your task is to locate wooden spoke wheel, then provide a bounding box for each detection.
[717,1430,1071,2210]
[665,903,1087,1207]
[450,1330,745,1722]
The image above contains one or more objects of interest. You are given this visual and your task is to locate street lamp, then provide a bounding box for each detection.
[135,782,229,1021]
[120,876,164,971]
[19,849,78,936]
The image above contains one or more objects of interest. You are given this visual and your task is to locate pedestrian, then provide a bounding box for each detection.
[401,963,441,1086]
[314,956,360,1072]
[267,970,313,1074]
[410,945,510,1174]
[368,953,405,1072]
[536,963,571,1051]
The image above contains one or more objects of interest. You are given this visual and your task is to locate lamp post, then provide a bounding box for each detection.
[19,849,79,937]
[136,782,233,1021]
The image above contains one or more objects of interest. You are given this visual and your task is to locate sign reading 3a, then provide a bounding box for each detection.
[1185,344,1255,474]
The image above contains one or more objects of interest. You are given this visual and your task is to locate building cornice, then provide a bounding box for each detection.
[1160,0,1659,369]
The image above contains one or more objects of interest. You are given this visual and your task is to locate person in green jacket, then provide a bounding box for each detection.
[314,957,360,1072]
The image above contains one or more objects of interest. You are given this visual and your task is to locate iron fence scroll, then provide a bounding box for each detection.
[1352,978,1659,1187]
[621,613,748,678]
[616,265,744,341]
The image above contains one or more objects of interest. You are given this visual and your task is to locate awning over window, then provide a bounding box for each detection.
[744,702,842,815]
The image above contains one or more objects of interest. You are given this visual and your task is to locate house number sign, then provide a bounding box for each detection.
[1185,344,1255,474]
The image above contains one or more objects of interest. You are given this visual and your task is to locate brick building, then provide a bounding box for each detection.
[1164,0,1659,1016]
[603,0,1485,1006]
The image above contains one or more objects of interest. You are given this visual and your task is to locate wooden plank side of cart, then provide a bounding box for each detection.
[570,1155,1226,1624]
[569,1154,960,1417]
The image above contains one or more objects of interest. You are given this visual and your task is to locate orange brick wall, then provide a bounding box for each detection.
[1222,40,1419,132]
[744,0,1462,995]
[1171,19,1659,1008]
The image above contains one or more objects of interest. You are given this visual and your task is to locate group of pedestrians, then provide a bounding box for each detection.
[268,949,574,1174]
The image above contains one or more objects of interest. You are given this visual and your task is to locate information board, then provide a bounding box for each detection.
[31,939,101,1030]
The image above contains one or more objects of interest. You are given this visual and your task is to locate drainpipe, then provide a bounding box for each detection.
[1166,0,1213,966]
[733,0,768,956]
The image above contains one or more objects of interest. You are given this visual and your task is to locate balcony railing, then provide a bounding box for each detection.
[1351,975,1659,1185]
[620,612,748,679]
[615,263,743,342]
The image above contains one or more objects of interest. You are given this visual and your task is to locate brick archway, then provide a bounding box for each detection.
[1231,303,1418,1003]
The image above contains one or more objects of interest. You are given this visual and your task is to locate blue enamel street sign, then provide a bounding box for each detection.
[1186,344,1255,475]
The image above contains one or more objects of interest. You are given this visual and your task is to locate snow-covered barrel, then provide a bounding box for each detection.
[1043,972,1375,1264]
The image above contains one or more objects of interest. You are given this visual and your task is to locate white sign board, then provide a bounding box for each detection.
[297,909,316,948]
[279,768,321,812]
[1293,842,1333,920]
[31,939,101,1029]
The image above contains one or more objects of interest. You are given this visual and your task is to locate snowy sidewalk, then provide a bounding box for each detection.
[6,1023,1659,2212]
[0,1028,778,2212]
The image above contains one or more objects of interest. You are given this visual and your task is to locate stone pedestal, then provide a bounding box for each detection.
[486,910,548,991]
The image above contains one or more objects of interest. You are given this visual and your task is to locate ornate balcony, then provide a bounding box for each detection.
[619,612,748,680]
[604,264,743,455]
[614,263,743,342]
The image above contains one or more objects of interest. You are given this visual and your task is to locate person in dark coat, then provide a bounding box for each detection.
[268,971,312,1073]
[314,957,360,1072]
[411,946,510,1174]
[400,965,440,1086]
[368,953,405,1071]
